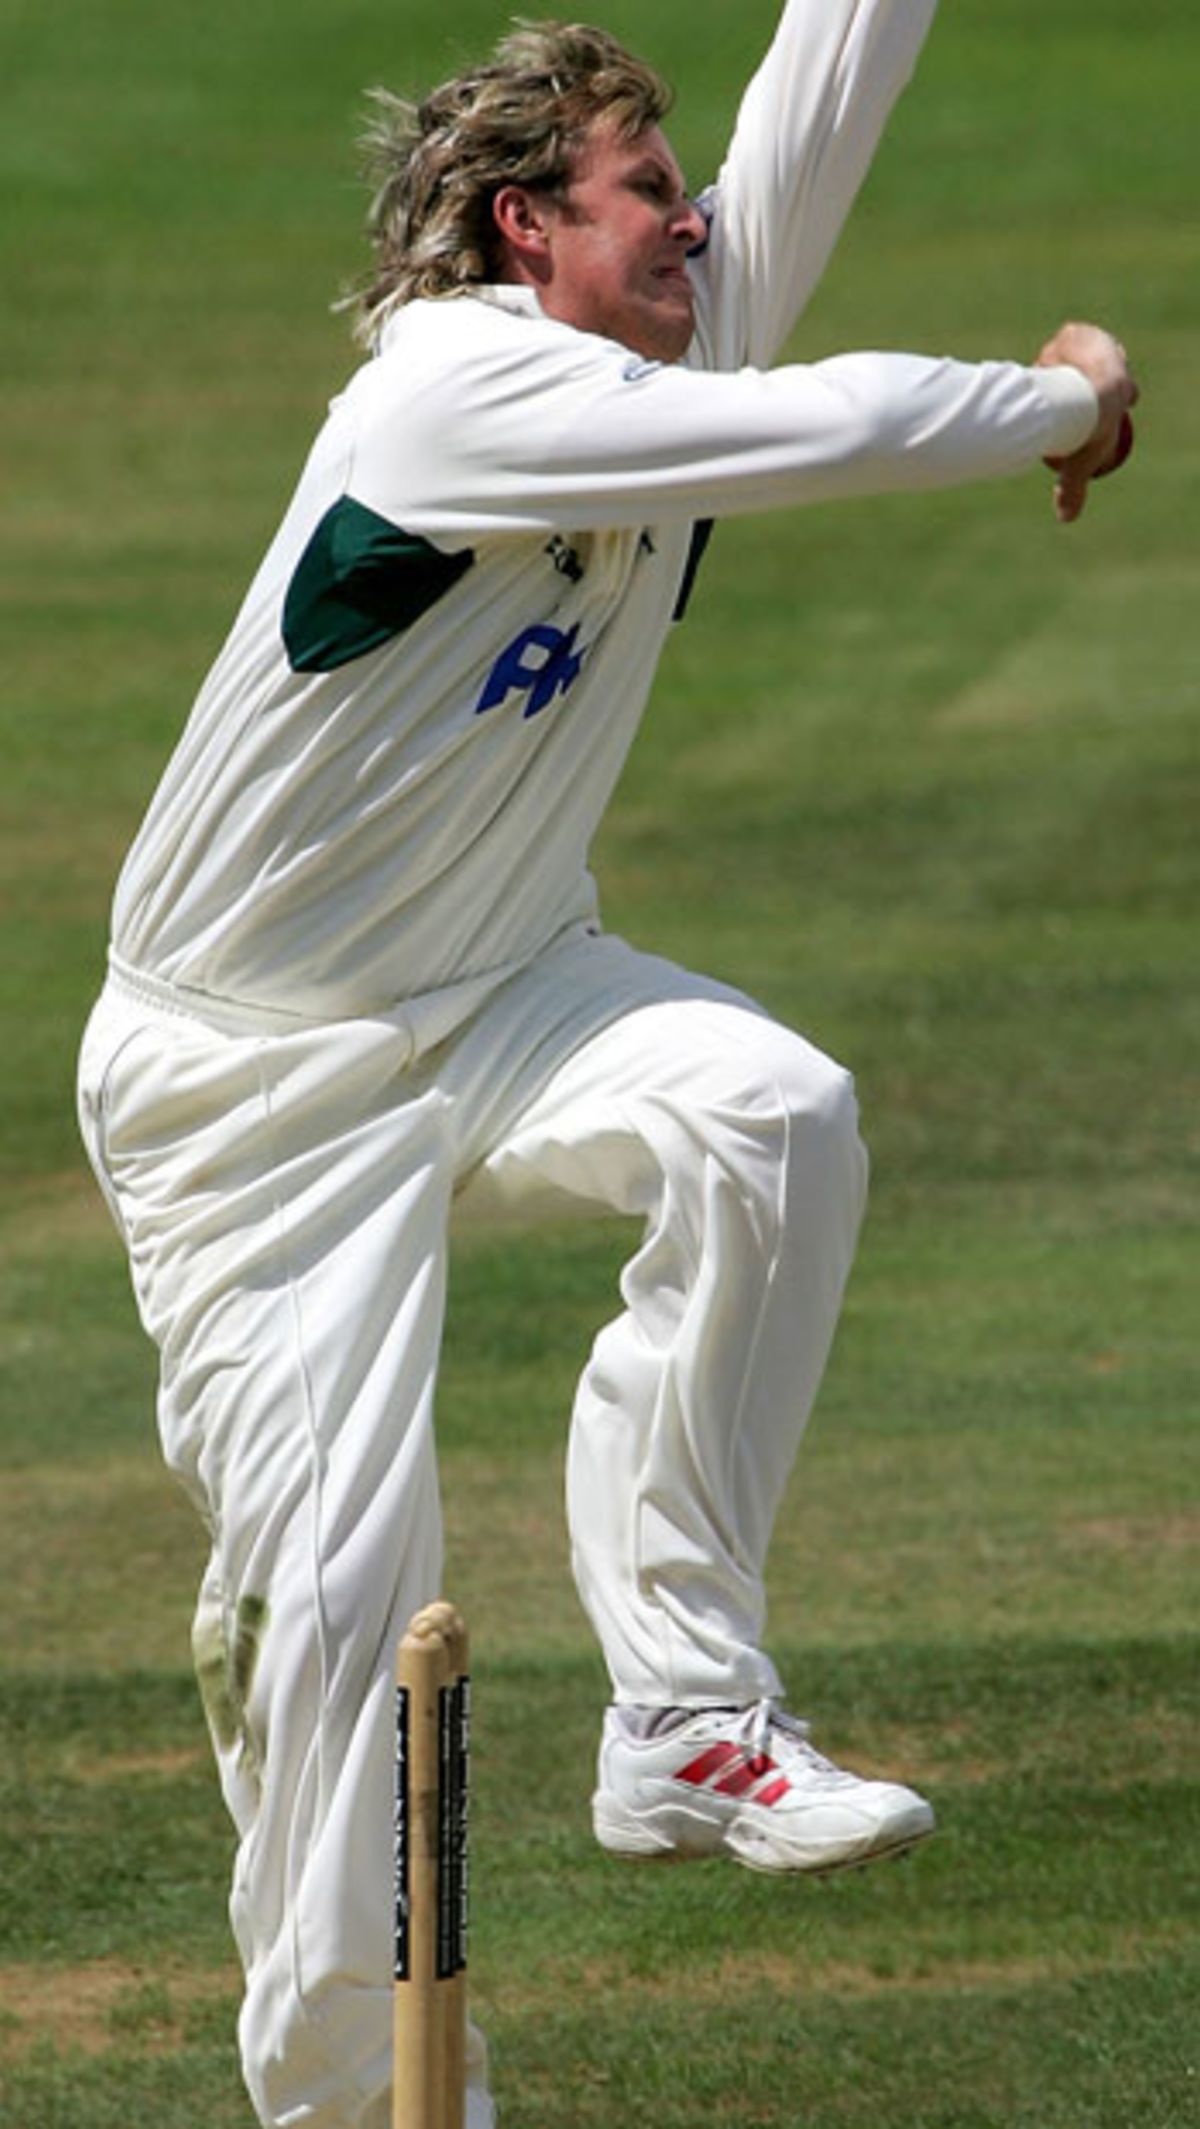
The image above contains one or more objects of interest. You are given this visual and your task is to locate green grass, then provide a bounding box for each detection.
[1,0,1197,2122]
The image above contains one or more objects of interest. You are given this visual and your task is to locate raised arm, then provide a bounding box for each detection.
[690,0,939,372]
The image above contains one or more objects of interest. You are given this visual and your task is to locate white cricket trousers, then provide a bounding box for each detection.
[77,928,867,2129]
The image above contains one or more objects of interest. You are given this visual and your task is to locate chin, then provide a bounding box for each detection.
[637,307,695,365]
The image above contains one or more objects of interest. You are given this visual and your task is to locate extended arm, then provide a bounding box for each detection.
[357,305,1100,539]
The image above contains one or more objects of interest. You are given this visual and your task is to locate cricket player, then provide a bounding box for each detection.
[77,4,1136,2124]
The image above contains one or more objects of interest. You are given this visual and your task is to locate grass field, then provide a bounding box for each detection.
[1,0,1197,2123]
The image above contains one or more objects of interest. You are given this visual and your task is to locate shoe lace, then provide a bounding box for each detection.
[738,1698,845,1779]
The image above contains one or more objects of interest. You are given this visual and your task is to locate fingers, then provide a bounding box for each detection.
[1035,320,1136,416]
[1051,463,1090,524]
[1035,320,1138,466]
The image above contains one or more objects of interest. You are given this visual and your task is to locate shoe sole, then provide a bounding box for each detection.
[593,1791,935,1877]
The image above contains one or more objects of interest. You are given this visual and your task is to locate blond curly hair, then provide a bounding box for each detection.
[347,20,673,345]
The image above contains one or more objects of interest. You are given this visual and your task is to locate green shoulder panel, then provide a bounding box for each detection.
[282,495,474,673]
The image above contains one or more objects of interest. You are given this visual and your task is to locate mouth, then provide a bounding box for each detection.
[653,263,694,300]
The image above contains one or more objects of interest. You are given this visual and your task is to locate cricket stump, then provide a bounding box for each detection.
[393,1601,471,2129]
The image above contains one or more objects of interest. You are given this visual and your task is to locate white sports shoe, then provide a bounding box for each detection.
[592,1701,935,1875]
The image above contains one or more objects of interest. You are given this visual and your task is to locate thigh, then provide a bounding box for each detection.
[92,1000,448,1486]
[452,933,854,1227]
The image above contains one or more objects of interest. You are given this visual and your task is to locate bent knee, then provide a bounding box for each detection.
[684,1012,866,1226]
[799,1053,865,1177]
[736,1021,863,1152]
[720,1022,866,1239]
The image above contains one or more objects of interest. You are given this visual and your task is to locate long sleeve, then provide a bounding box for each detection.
[691,0,941,370]
[356,299,1098,539]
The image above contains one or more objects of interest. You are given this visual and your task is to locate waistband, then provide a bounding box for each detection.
[105,952,344,1039]
[102,944,551,1057]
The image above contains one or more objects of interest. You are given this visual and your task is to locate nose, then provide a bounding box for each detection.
[672,195,708,253]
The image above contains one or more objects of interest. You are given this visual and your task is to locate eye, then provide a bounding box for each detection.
[633,168,678,205]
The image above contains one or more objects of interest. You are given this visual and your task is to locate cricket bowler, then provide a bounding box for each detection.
[77,4,1137,2123]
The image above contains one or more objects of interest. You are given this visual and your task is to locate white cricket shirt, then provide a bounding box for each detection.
[110,0,1096,1027]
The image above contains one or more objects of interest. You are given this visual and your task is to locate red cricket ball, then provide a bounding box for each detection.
[1094,411,1135,479]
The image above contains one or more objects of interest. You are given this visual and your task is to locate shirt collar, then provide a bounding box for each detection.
[376,282,543,353]
[473,283,544,320]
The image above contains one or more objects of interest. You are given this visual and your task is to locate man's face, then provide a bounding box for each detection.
[530,122,707,363]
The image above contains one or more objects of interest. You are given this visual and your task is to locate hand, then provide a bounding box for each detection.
[1035,321,1140,524]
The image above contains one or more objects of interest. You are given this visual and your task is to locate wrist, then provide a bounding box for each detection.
[1035,364,1100,457]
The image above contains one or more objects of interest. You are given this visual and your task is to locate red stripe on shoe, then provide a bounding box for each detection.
[753,1775,791,1807]
[714,1752,776,1798]
[675,1742,744,1787]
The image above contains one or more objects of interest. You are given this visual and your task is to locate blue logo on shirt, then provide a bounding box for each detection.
[622,355,663,383]
[476,623,585,720]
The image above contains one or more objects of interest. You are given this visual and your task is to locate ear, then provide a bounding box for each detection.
[492,184,555,279]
